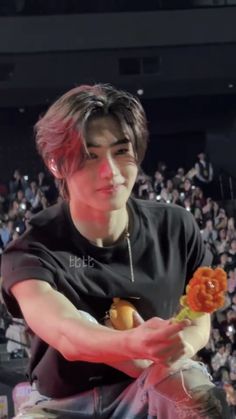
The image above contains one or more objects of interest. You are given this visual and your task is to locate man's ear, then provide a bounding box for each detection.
[48,158,63,179]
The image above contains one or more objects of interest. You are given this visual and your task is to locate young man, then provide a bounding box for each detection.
[1,85,230,418]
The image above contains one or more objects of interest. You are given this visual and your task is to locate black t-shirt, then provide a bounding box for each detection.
[1,197,211,398]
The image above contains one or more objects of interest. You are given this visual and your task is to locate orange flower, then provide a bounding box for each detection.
[175,267,227,322]
[185,267,227,313]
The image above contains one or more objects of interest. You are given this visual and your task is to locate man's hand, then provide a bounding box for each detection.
[133,311,190,366]
[104,310,152,377]
[129,315,190,366]
[109,310,190,367]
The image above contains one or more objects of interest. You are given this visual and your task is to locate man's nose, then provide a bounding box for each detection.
[99,156,119,178]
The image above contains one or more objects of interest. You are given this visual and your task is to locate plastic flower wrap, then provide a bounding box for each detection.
[175,267,227,321]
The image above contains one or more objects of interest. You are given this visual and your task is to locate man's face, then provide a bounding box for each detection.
[66,116,138,212]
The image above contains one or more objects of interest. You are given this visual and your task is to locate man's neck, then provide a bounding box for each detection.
[69,202,129,247]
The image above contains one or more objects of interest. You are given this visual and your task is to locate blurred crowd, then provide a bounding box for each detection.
[0,152,236,409]
[134,154,236,409]
[0,168,59,359]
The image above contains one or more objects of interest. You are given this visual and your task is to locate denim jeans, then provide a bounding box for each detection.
[14,359,231,419]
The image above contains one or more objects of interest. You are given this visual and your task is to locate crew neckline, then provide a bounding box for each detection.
[62,197,140,253]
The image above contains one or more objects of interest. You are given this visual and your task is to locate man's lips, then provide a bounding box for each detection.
[96,184,124,192]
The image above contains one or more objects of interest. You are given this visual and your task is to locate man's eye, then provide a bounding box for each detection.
[86,152,97,160]
[116,148,129,155]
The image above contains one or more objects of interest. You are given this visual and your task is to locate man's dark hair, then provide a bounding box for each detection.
[35,84,148,199]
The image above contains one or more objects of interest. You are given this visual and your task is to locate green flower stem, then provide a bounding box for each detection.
[175,307,204,322]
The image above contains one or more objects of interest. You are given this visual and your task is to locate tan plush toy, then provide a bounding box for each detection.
[109,298,137,330]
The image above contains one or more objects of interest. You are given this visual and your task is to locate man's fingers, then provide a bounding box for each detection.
[169,317,192,327]
[157,320,190,340]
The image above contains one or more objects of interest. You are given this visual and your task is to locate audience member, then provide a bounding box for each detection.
[215,228,229,254]
[226,217,236,242]
[9,169,28,200]
[228,239,236,268]
[201,219,218,245]
[211,342,230,384]
[227,269,236,296]
[172,167,185,190]
[215,208,228,231]
[160,179,174,203]
[153,170,165,195]
[194,152,214,197]
[181,178,193,201]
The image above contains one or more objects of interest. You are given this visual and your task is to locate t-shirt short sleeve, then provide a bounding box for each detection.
[1,239,57,318]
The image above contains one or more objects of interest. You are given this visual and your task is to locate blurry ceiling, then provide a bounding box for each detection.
[0,3,236,107]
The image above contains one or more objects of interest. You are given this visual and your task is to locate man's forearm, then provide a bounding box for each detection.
[58,315,133,363]
[14,281,134,364]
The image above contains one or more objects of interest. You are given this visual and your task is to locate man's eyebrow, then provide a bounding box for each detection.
[86,138,130,148]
